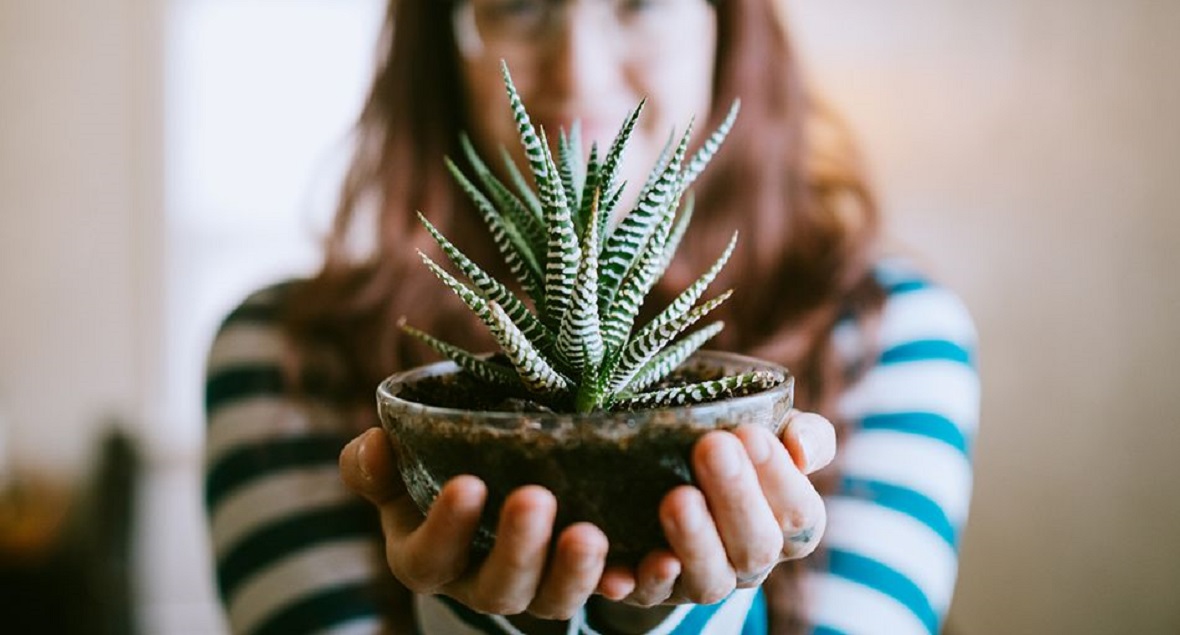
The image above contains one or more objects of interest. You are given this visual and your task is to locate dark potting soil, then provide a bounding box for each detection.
[398,362,736,413]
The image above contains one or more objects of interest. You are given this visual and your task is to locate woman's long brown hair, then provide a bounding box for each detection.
[286,0,884,631]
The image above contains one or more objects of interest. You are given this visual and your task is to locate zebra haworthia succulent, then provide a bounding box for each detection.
[401,63,784,413]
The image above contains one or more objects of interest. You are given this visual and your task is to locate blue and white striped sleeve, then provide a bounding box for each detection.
[204,286,391,635]
[805,267,980,634]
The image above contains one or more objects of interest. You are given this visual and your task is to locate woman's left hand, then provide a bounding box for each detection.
[604,409,836,607]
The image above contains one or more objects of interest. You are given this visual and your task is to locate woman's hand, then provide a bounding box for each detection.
[340,428,610,621]
[609,409,836,607]
[340,408,835,620]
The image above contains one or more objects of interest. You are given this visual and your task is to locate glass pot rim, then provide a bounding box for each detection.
[376,349,794,428]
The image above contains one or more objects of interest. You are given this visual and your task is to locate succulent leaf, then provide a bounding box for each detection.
[681,100,740,193]
[556,191,604,374]
[486,301,570,396]
[398,320,520,388]
[417,212,555,354]
[598,123,692,318]
[597,101,645,201]
[613,370,782,411]
[538,127,581,332]
[624,321,725,394]
[416,68,774,413]
[578,142,600,241]
[639,231,738,348]
[445,158,545,302]
[599,191,676,356]
[459,134,547,262]
[558,125,584,233]
[500,145,544,222]
[607,289,734,397]
[501,63,550,199]
[660,193,696,272]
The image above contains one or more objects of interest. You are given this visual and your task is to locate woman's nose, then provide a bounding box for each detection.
[540,6,626,103]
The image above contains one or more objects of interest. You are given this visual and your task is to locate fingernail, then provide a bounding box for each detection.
[707,438,743,479]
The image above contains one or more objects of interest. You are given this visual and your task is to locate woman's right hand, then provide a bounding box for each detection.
[340,428,619,621]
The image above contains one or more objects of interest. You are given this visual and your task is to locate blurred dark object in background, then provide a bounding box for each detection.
[0,427,140,634]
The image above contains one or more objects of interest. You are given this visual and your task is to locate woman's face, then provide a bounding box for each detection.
[453,0,718,215]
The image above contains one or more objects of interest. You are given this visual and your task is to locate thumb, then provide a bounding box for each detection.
[340,427,407,503]
[780,410,837,475]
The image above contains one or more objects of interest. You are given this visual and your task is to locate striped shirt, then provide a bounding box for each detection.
[204,259,979,634]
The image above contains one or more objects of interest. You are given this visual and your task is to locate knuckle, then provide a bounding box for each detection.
[681,571,735,605]
[696,580,735,605]
[627,594,660,608]
[628,584,671,608]
[530,603,578,621]
[394,554,443,594]
[781,504,827,560]
[396,572,436,595]
[469,590,521,613]
[471,590,527,616]
[736,543,780,576]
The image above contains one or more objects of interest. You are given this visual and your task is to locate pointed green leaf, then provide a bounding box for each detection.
[641,230,737,349]
[458,134,547,262]
[417,212,555,355]
[624,321,724,393]
[418,250,493,319]
[607,289,733,395]
[613,369,782,411]
[660,193,695,272]
[596,182,624,251]
[598,100,645,201]
[558,124,583,233]
[500,145,544,222]
[599,196,676,356]
[445,158,545,302]
[398,320,521,388]
[681,99,740,193]
[486,301,570,396]
[501,62,550,200]
[577,142,600,241]
[556,191,603,374]
[538,127,580,332]
[598,123,692,318]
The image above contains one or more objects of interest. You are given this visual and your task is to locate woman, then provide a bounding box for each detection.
[204,0,979,633]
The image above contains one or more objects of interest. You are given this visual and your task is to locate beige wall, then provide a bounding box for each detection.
[786,0,1180,632]
[2,0,1178,633]
[0,0,164,473]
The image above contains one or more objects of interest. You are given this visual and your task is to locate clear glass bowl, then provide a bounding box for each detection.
[376,350,793,563]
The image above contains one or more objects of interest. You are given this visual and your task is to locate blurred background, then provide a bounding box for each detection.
[1,0,1177,633]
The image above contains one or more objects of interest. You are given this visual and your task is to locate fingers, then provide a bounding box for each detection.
[622,550,680,607]
[597,565,637,601]
[659,485,735,604]
[691,431,783,588]
[461,485,557,614]
[340,427,405,504]
[527,523,609,620]
[342,433,609,618]
[781,410,837,475]
[389,475,487,593]
[735,424,827,560]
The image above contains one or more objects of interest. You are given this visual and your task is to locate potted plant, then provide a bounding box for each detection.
[377,64,793,564]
